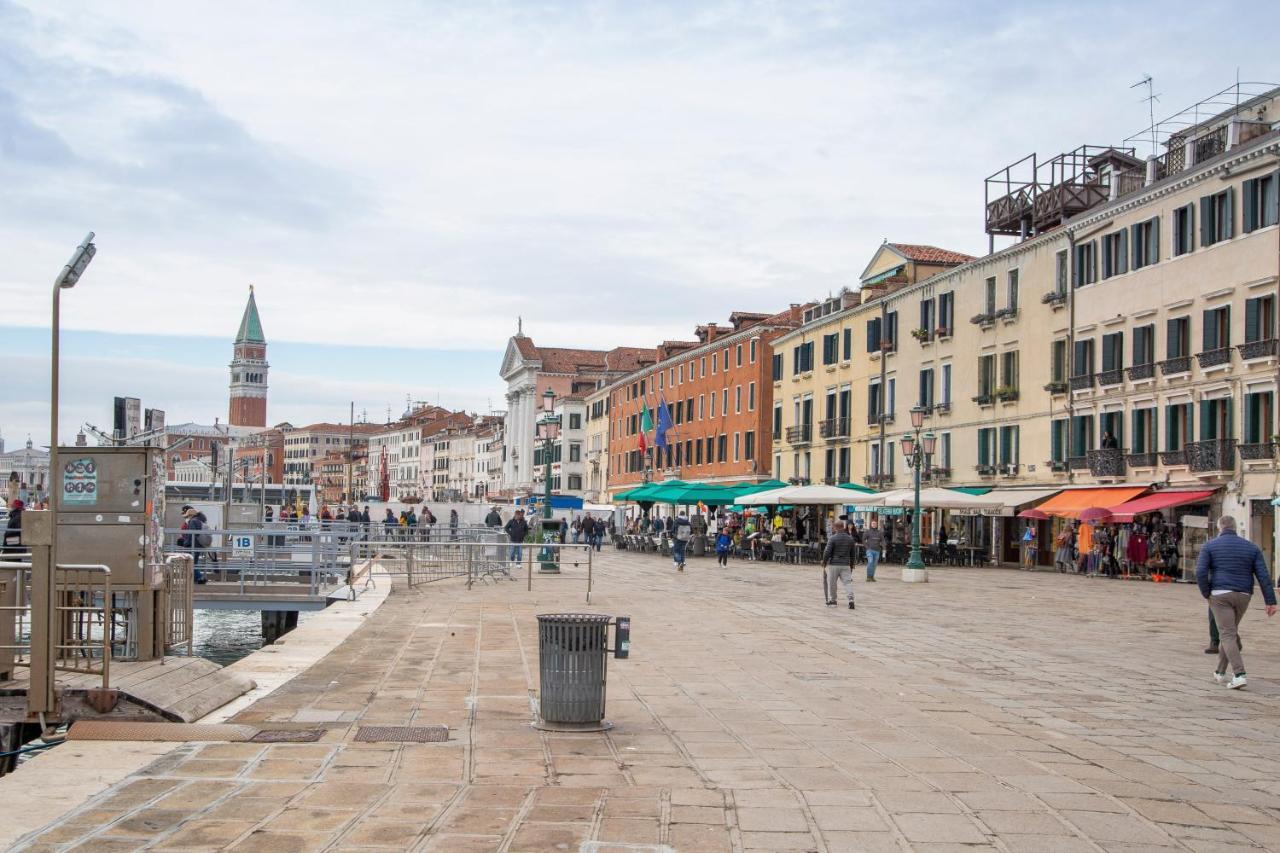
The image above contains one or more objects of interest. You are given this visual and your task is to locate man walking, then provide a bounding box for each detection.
[505,509,529,565]
[822,520,856,609]
[1195,515,1276,689]
[671,511,692,571]
[485,506,503,528]
[863,518,885,581]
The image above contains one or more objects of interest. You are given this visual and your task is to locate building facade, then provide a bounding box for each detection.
[228,287,269,428]
[0,437,50,504]
[584,385,611,501]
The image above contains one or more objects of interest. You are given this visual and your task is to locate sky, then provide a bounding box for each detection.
[1,0,1276,447]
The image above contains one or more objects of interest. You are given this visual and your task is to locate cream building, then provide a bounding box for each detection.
[584,385,611,501]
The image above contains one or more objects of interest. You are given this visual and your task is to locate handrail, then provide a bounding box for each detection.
[52,562,112,689]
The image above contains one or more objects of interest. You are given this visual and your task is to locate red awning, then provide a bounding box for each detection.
[1109,489,1217,521]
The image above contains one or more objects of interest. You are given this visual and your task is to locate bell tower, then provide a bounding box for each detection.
[229,286,268,427]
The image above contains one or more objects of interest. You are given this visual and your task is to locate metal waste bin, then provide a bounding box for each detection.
[537,613,612,727]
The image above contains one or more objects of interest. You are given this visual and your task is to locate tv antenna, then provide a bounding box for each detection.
[1131,74,1161,157]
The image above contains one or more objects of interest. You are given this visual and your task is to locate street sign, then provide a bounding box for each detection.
[231,533,255,558]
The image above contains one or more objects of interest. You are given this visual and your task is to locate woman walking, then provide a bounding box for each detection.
[1053,524,1074,573]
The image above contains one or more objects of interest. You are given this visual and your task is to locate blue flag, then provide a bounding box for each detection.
[655,397,674,447]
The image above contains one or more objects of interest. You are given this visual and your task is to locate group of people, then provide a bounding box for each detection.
[569,515,608,551]
[1050,516,1182,576]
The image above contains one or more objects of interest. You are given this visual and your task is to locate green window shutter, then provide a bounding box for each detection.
[977,430,988,465]
[1164,406,1173,450]
[1129,223,1140,267]
[1200,195,1213,245]
[1226,400,1234,440]
[1243,178,1258,233]
[1200,400,1213,441]
[1202,309,1215,350]
[1246,297,1260,343]
[1166,318,1178,357]
[1246,394,1259,444]
[1132,410,1142,453]
[1051,421,1061,460]
[1224,186,1235,239]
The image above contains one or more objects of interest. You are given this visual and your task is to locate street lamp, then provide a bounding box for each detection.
[900,405,936,583]
[536,389,562,520]
[50,232,97,578]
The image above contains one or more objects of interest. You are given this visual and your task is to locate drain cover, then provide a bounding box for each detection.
[68,721,256,742]
[250,729,325,743]
[354,725,449,743]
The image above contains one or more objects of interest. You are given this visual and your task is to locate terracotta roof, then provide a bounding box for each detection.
[604,346,657,372]
[886,243,975,265]
[538,347,610,373]
[512,335,539,359]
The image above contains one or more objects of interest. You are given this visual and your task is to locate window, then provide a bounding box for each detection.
[569,443,581,462]
[1199,398,1233,441]
[722,388,728,416]
[685,398,693,422]
[1051,339,1068,382]
[1072,339,1095,377]
[1102,230,1129,278]
[884,311,898,351]
[711,353,718,374]
[773,402,782,437]
[710,390,717,419]
[793,342,814,374]
[984,277,996,313]
[639,378,646,395]
[695,439,703,465]
[978,354,996,396]
[733,432,740,463]
[1131,217,1159,269]
[1099,411,1124,449]
[1101,332,1124,373]
[998,426,1019,466]
[1246,295,1276,343]
[1074,240,1098,286]
[977,427,996,467]
[1167,316,1190,359]
[919,299,935,337]
[700,357,706,378]
[1202,305,1230,351]
[679,363,685,383]
[673,400,683,425]
[772,353,783,381]
[866,317,882,352]
[937,291,954,332]
[698,394,705,420]
[939,433,951,469]
[1006,269,1019,312]
[1132,408,1157,453]
[1245,392,1274,444]
[1133,324,1155,366]
[1000,350,1019,391]
[1050,419,1068,463]
[568,413,582,430]
[748,382,756,411]
[1055,250,1068,294]
[744,430,755,460]
[717,434,727,463]
[750,338,757,362]
[735,386,742,414]
[940,363,952,406]
[1244,173,1280,232]
[918,368,934,408]
[822,332,839,365]
[867,381,883,424]
[705,435,714,463]
[658,372,664,391]
[1166,403,1192,451]
[1201,188,1234,246]
[1070,414,1094,457]
[736,344,743,367]
[842,328,852,360]
[886,378,895,418]
[1173,203,1195,256]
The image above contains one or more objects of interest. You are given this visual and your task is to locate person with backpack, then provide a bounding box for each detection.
[182,507,209,584]
[714,527,732,567]
[671,511,692,571]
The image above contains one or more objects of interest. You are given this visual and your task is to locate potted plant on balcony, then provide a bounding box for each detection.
[995,385,1019,402]
[970,312,993,326]
[971,392,994,406]
[934,325,951,339]
[910,327,931,342]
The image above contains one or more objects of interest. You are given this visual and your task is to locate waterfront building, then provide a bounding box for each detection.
[281,422,381,491]
[0,437,50,504]
[530,396,588,498]
[228,286,269,428]
[476,421,504,500]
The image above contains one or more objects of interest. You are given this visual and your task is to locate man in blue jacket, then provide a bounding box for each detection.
[1196,515,1276,689]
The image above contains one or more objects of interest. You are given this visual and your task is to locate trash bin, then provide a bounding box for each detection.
[537,613,612,726]
[691,534,706,557]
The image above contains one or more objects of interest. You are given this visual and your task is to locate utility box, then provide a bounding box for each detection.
[538,518,563,573]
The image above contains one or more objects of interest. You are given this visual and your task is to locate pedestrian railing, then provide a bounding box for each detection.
[163,526,349,599]
[52,564,113,686]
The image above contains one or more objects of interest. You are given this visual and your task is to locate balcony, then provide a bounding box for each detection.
[1238,442,1276,461]
[1127,363,1155,381]
[972,393,994,407]
[933,401,952,414]
[1067,456,1089,470]
[865,472,894,487]
[1196,347,1231,369]
[1159,356,1191,376]
[1187,439,1236,474]
[819,417,850,440]
[1126,452,1157,468]
[995,307,1018,322]
[1069,374,1094,391]
[929,466,951,481]
[1086,448,1125,478]
[1238,339,1278,360]
[970,312,995,327]
[785,424,812,446]
[995,388,1019,403]
[1097,369,1123,387]
[1160,449,1188,466]
[1041,291,1067,307]
[1044,380,1068,395]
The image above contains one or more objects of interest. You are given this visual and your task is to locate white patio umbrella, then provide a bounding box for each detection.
[876,487,1005,510]
[738,484,861,505]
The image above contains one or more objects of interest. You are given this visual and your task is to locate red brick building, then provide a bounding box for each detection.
[228,287,269,428]
[608,307,805,494]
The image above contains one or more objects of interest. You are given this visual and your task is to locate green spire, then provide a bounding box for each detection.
[235,285,266,344]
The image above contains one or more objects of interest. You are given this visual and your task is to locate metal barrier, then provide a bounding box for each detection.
[163,526,349,598]
[0,555,32,679]
[162,554,194,656]
[53,564,112,685]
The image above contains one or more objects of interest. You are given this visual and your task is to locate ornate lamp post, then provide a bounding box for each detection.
[535,389,562,572]
[900,406,936,583]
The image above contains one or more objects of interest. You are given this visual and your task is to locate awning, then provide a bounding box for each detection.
[1035,486,1149,519]
[1109,489,1216,521]
[979,487,1065,517]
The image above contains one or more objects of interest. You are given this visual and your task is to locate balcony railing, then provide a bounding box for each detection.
[933,400,952,414]
[1041,291,1067,307]
[1126,452,1157,468]
[972,393,994,407]
[1044,380,1068,395]
[975,464,997,476]
[1196,347,1231,369]
[995,307,1018,321]
[1159,356,1191,376]
[1160,449,1188,466]
[1238,339,1278,360]
[1127,363,1155,381]
[1086,447,1125,478]
[996,388,1019,403]
[1097,369,1123,387]
[1067,456,1089,470]
[1238,442,1275,461]
[865,473,894,487]
[819,417,850,440]
[1187,438,1236,473]
[1193,125,1227,163]
[785,424,812,445]
[929,466,951,481]
[1069,374,1094,391]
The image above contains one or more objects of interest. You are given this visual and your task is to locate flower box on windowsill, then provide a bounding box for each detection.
[995,387,1019,403]
[934,327,952,340]
[971,393,994,407]
[975,464,997,476]
[1041,291,1067,308]
[1044,381,1068,395]
[970,312,994,327]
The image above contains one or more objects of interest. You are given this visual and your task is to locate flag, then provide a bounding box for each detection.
[655,397,673,448]
[638,403,652,453]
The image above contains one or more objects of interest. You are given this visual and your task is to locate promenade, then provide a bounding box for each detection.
[11,550,1280,852]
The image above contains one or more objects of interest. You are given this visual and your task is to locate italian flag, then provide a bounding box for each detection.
[638,404,652,453]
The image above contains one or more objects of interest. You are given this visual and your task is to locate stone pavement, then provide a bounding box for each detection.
[12,549,1280,852]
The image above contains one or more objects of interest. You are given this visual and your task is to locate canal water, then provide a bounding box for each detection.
[190,609,314,665]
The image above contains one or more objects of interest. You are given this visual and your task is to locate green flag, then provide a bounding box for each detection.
[638,403,652,452]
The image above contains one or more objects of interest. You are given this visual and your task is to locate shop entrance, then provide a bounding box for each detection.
[1248,499,1274,560]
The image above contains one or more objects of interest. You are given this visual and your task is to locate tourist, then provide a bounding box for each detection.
[862,518,885,581]
[505,509,529,563]
[485,506,503,527]
[1053,524,1074,573]
[570,515,582,544]
[671,511,692,571]
[1021,524,1037,569]
[580,515,594,549]
[2,498,22,553]
[182,507,209,584]
[1196,515,1276,690]
[449,509,459,540]
[714,525,731,567]
[361,505,371,524]
[385,508,398,536]
[1101,430,1119,449]
[822,520,856,609]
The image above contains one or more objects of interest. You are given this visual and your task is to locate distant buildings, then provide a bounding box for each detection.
[0,436,50,504]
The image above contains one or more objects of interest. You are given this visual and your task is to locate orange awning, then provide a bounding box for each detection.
[1035,486,1150,519]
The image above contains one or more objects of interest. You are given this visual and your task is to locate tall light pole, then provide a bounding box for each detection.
[536,389,560,521]
[50,232,97,577]
[900,405,936,583]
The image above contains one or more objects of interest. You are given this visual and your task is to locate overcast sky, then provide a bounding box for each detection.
[1,0,1274,447]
